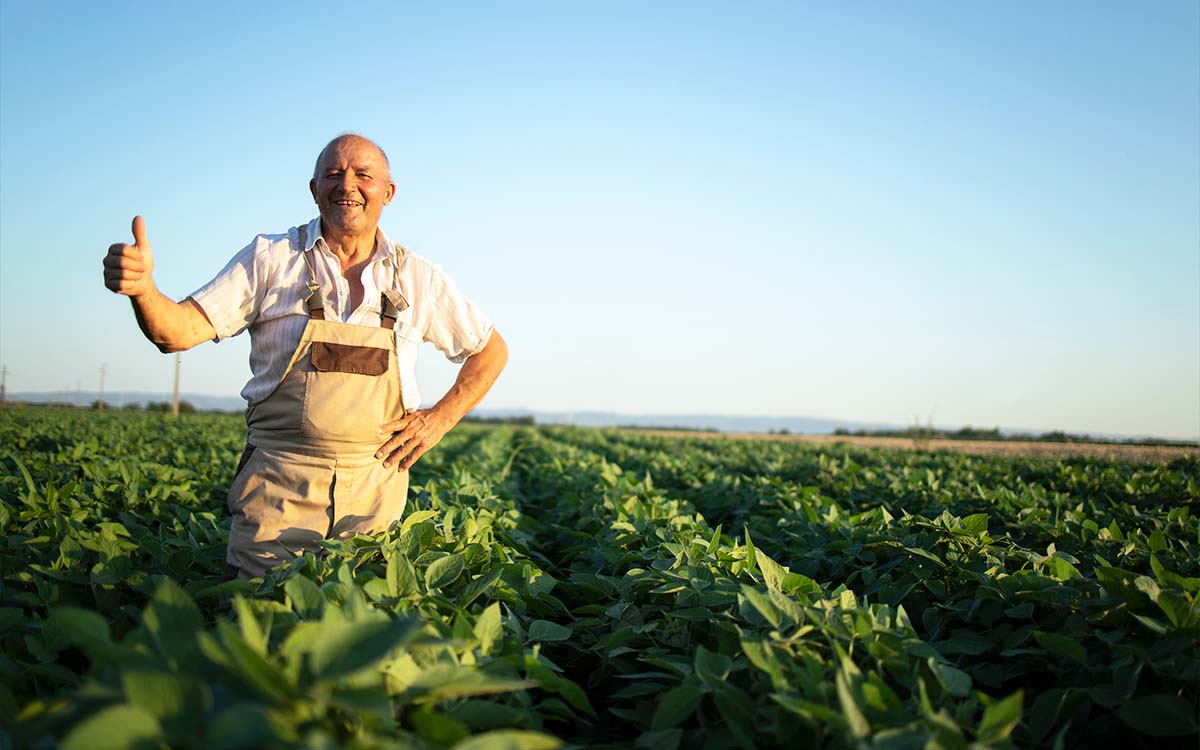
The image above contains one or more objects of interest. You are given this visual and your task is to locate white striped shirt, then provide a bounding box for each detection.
[189,217,493,410]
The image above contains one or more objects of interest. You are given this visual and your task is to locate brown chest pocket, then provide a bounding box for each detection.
[301,341,396,444]
[310,341,388,375]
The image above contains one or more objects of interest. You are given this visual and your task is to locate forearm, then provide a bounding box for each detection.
[377,330,509,471]
[429,330,509,426]
[130,291,214,354]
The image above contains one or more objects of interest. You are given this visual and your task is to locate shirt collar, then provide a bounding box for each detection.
[301,217,406,265]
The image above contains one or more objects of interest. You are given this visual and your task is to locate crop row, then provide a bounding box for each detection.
[1,408,1198,748]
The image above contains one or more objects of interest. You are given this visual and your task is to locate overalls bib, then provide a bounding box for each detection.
[226,226,410,578]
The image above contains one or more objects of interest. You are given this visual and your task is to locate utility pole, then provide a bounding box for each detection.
[98,364,106,411]
[171,353,181,417]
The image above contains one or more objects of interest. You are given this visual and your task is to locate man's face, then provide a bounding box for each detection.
[309,137,396,239]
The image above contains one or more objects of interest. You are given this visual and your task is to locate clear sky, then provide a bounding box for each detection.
[2,1,1197,439]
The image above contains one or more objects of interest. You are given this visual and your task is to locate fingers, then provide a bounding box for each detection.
[394,444,428,472]
[383,440,426,471]
[104,244,145,271]
[103,216,154,296]
[376,425,409,460]
[131,215,150,249]
[102,242,148,293]
[376,410,444,470]
[381,414,414,433]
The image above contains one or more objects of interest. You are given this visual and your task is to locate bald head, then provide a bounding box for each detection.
[313,133,391,181]
[309,133,396,242]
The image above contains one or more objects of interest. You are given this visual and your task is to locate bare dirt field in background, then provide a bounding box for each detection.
[634,431,1200,464]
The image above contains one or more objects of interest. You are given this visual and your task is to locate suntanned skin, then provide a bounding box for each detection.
[308,135,395,311]
[102,134,508,470]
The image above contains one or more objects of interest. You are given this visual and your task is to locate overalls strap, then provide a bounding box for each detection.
[379,244,409,329]
[380,290,406,329]
[297,225,326,320]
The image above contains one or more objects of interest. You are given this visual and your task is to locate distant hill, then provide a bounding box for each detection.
[467,408,899,435]
[8,394,890,433]
[10,391,245,412]
[8,393,1193,443]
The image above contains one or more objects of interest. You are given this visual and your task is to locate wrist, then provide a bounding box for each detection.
[428,401,464,430]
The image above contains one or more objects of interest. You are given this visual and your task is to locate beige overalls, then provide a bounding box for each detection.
[226,226,410,579]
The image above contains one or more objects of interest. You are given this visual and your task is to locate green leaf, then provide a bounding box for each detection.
[1051,556,1082,581]
[694,645,732,686]
[122,670,210,738]
[232,595,270,655]
[408,664,533,703]
[743,529,758,576]
[474,603,503,655]
[204,702,296,748]
[739,585,782,629]
[835,667,870,738]
[386,550,401,597]
[928,659,971,697]
[401,510,440,534]
[307,614,423,682]
[450,730,562,750]
[446,700,529,729]
[545,673,596,717]
[459,568,504,607]
[426,553,466,590]
[1155,591,1196,628]
[710,680,755,747]
[285,575,325,620]
[143,578,204,670]
[208,624,295,703]
[934,633,994,656]
[1115,694,1199,737]
[706,524,723,555]
[411,710,469,745]
[46,607,114,662]
[60,704,163,750]
[392,553,419,597]
[528,620,572,642]
[741,639,787,689]
[977,690,1023,743]
[962,513,988,535]
[755,549,788,592]
[651,684,703,730]
[1033,631,1087,666]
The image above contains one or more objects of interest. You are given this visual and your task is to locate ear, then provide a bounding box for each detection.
[309,178,318,203]
[382,179,396,206]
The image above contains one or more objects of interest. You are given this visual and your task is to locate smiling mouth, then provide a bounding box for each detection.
[334,199,363,207]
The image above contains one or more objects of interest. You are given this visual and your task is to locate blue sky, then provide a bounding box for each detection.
[2,1,1197,439]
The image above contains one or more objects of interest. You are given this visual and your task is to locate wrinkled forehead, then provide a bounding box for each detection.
[314,137,390,175]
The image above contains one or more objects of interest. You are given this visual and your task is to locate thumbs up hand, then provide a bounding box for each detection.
[103,216,157,296]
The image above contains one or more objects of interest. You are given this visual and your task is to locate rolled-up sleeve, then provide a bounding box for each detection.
[188,238,268,341]
[422,263,494,363]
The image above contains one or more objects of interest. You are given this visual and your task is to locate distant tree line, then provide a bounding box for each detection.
[461,414,536,426]
[832,425,1196,448]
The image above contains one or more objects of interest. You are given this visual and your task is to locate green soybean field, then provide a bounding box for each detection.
[2,406,1198,749]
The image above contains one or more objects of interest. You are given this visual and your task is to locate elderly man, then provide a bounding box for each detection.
[103,133,508,579]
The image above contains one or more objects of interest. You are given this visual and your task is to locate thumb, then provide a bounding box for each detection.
[131,215,151,250]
